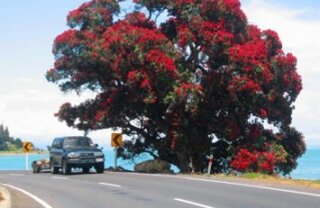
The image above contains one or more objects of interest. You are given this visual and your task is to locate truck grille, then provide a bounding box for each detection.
[80,152,94,157]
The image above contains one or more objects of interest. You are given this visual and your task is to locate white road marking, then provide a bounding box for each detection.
[9,174,25,176]
[105,172,320,198]
[99,182,122,188]
[0,183,53,208]
[52,176,68,180]
[184,177,320,198]
[174,198,215,208]
[126,172,173,177]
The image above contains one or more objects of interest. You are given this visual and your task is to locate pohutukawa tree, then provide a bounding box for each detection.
[46,0,305,174]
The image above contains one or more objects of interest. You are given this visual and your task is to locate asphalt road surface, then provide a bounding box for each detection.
[0,170,319,208]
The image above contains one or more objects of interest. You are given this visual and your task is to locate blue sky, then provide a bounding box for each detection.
[0,0,85,76]
[242,0,320,20]
[0,0,319,149]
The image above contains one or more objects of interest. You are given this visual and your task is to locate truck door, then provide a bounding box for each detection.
[51,138,64,167]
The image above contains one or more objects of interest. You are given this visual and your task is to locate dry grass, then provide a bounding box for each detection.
[183,173,320,189]
[235,173,320,188]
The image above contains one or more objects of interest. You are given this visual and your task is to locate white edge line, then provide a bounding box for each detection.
[99,182,121,188]
[184,177,320,198]
[115,172,171,178]
[174,198,215,208]
[107,172,320,198]
[0,183,53,208]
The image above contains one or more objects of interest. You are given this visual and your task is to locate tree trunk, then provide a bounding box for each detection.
[190,153,205,173]
[176,151,190,173]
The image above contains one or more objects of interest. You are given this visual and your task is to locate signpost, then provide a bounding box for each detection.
[22,142,33,170]
[111,133,122,169]
[207,154,213,175]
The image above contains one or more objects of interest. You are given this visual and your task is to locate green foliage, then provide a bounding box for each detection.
[0,124,22,151]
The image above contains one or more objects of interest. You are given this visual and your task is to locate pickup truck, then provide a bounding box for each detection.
[48,136,105,175]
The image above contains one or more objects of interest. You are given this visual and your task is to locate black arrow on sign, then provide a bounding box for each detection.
[23,142,32,152]
[113,134,121,147]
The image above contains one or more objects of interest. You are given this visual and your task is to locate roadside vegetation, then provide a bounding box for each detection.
[238,173,320,188]
[0,124,22,152]
[186,172,320,189]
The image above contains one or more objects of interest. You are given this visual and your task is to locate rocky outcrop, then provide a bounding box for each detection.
[134,159,173,174]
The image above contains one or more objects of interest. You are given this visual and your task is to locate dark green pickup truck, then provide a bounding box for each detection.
[48,136,105,175]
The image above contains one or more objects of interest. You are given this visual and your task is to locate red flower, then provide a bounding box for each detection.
[259,109,268,119]
[174,82,203,98]
[95,111,106,122]
[177,25,196,48]
[54,30,77,45]
[140,79,152,90]
[146,49,177,74]
[230,149,258,171]
[127,70,140,82]
[228,76,261,95]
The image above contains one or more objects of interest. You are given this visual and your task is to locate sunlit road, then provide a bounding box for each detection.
[0,170,319,208]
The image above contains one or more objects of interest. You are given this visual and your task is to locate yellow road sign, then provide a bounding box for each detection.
[111,133,122,147]
[22,142,33,152]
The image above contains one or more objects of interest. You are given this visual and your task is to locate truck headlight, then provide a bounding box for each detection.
[94,152,104,157]
[68,152,80,158]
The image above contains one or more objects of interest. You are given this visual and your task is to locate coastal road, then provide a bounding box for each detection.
[0,170,320,208]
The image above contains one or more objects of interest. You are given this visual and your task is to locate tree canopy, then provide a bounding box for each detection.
[46,0,305,174]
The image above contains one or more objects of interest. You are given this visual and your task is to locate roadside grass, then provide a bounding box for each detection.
[185,172,320,189]
[226,173,320,188]
[240,172,282,180]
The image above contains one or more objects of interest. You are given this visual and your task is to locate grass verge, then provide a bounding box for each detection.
[185,173,320,189]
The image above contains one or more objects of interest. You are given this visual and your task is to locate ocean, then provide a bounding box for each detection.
[0,149,319,180]
[291,149,320,180]
[0,150,152,172]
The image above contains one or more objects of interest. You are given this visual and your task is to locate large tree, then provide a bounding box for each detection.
[46,0,305,174]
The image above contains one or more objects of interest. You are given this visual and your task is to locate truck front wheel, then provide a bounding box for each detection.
[50,160,59,174]
[95,163,104,174]
[62,160,71,175]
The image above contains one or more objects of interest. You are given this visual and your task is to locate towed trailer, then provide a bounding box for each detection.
[32,159,50,173]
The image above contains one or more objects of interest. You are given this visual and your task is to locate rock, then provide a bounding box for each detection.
[134,159,173,174]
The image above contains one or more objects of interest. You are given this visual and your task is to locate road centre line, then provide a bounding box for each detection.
[99,182,122,188]
[174,198,215,208]
[51,176,68,180]
[184,177,320,198]
[0,183,53,208]
[9,174,25,176]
